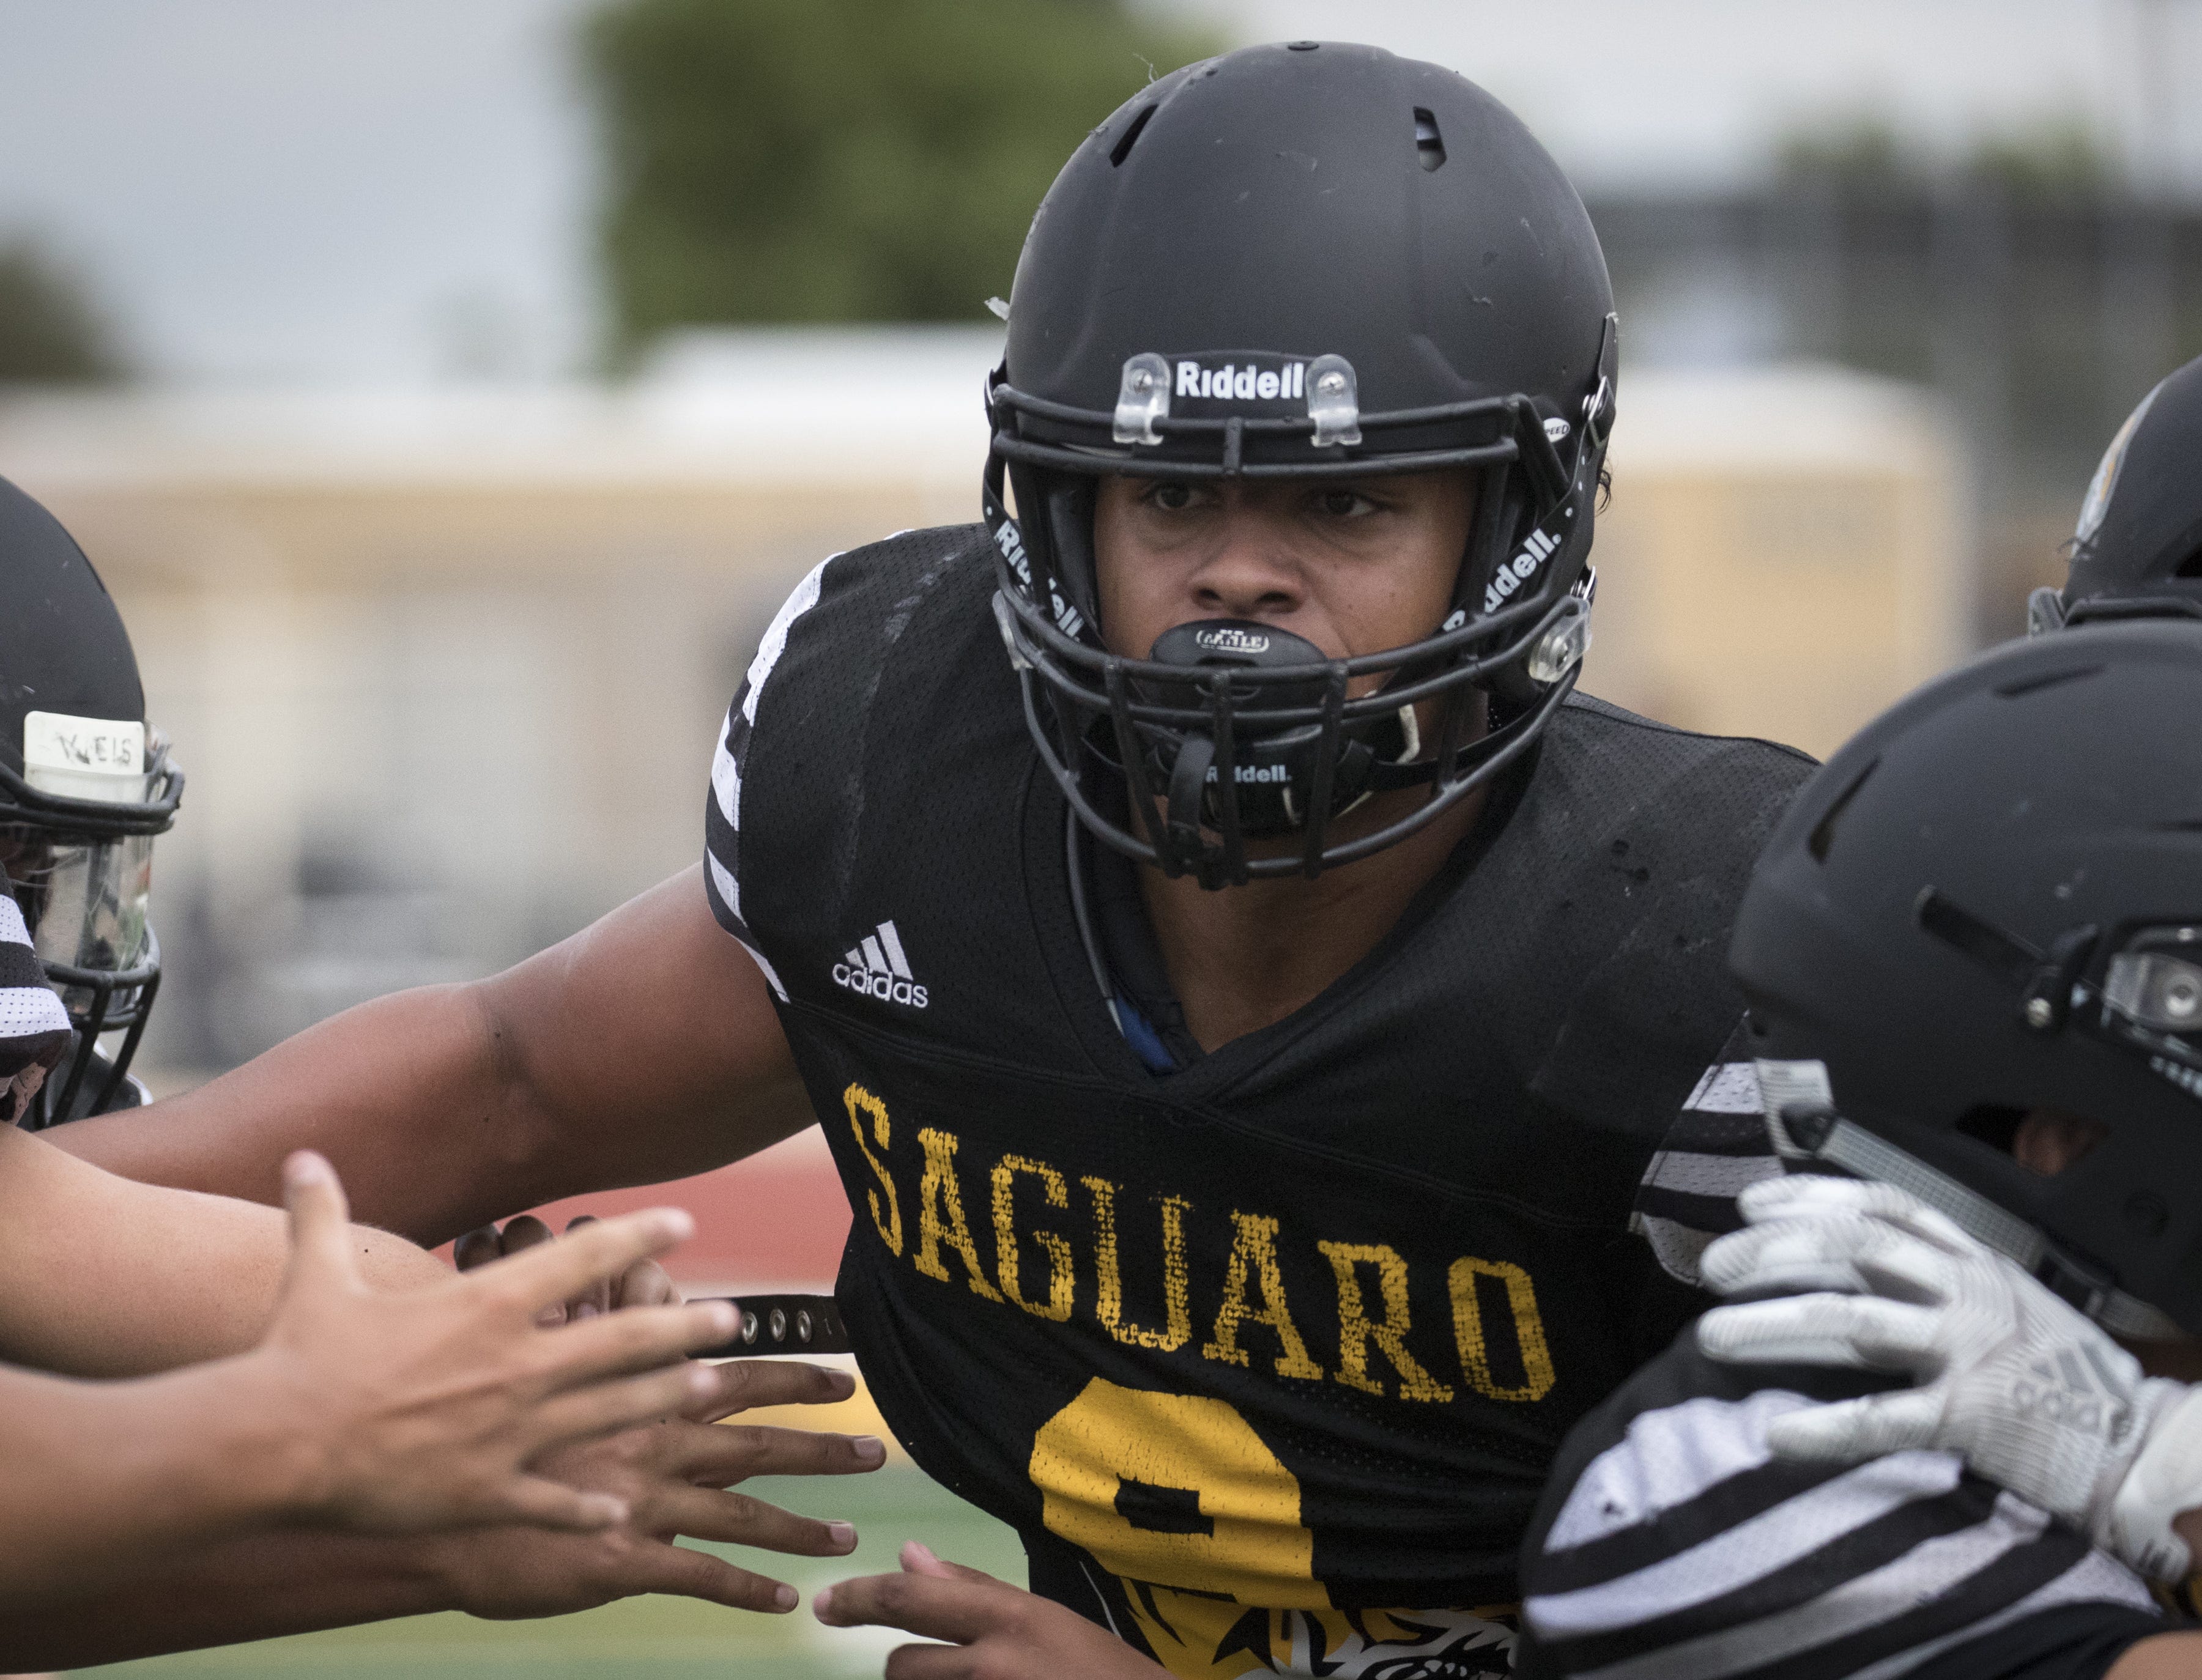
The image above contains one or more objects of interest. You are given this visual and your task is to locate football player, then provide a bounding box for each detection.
[56,43,1819,1677]
[1516,622,2202,1678]
[0,476,881,1667]
[2028,352,2202,634]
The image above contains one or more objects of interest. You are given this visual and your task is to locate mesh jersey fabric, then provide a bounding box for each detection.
[1515,1321,2168,1680]
[705,523,1817,1678]
[0,868,69,1062]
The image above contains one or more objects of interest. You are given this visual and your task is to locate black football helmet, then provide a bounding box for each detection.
[0,476,182,1126]
[984,41,1617,887]
[1732,621,2202,1336]
[2030,354,2202,634]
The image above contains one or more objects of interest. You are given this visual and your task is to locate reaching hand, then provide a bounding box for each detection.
[430,1358,888,1618]
[1696,1175,2202,1578]
[814,1541,1170,1679]
[454,1212,680,1326]
[250,1150,743,1535]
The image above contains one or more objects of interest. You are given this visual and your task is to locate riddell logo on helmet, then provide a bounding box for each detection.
[1483,528,1559,615]
[1176,361,1307,403]
[1193,626,1270,655]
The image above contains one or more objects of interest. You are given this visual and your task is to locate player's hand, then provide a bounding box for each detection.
[455,1212,680,1326]
[426,1358,886,1617]
[250,1150,743,1536]
[813,1541,1168,1678]
[1696,1175,2202,1578]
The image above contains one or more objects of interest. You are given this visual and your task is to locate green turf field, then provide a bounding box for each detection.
[79,1469,1023,1680]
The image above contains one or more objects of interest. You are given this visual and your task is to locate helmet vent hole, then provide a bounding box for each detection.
[1807,758,1876,864]
[1955,1104,2025,1156]
[1110,105,1156,169]
[1413,108,1445,172]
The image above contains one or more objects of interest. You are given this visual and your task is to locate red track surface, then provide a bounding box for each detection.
[461,1127,852,1290]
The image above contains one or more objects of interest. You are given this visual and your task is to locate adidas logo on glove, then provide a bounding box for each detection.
[832,920,929,1009]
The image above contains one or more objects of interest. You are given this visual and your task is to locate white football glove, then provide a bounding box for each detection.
[1696,1175,2202,1580]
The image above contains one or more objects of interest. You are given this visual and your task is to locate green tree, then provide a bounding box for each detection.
[582,0,1220,356]
[0,239,120,383]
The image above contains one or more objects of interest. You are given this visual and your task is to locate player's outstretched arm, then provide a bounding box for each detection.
[50,865,814,1246]
[1696,1176,2202,1580]
[0,1150,742,1612]
[814,1541,1173,1679]
[0,1360,885,1669]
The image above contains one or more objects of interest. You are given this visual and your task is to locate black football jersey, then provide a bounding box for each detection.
[706,524,1815,1677]
[1515,1321,2168,1680]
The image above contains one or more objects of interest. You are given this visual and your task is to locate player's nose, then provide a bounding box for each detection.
[1186,496,1303,621]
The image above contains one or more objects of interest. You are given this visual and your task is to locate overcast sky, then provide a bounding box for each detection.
[1,0,2194,382]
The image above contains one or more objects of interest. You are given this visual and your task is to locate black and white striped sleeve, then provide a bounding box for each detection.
[1,869,69,1051]
[1630,1019,1788,1289]
[1518,1340,2166,1680]
[702,557,834,1002]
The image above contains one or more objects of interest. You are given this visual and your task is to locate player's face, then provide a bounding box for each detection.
[1090,472,1477,686]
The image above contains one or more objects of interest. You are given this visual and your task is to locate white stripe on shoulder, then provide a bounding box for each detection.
[711,710,743,831]
[1534,1451,1963,1639]
[1683,1062,1764,1115]
[1548,1390,1810,1550]
[741,556,834,730]
[707,853,785,1001]
[1563,1490,2046,1680]
[0,895,31,948]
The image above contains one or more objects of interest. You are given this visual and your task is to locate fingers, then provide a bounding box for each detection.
[280,1150,360,1293]
[644,1481,859,1556]
[601,1538,803,1613]
[903,1539,1000,1586]
[614,1256,682,1309]
[486,1473,631,1533]
[814,1570,1007,1643]
[521,1359,730,1454]
[453,1224,504,1273]
[1698,1293,1943,1371]
[1702,1216,1960,1307]
[528,1300,743,1393]
[678,1419,889,1482]
[484,1207,695,1314]
[1765,1388,1946,1463]
[1737,1177,1977,1255]
[690,1357,858,1424]
[564,1216,614,1320]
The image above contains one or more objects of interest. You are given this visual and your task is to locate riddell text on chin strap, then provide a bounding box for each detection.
[691,1292,853,1358]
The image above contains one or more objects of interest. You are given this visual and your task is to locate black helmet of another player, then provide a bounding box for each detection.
[1731,621,2202,1336]
[0,476,183,1126]
[2029,355,2202,634]
[985,41,1616,888]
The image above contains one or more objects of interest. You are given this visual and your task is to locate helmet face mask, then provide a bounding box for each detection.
[983,43,1618,887]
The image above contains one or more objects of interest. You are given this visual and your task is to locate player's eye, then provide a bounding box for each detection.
[1143,481,1202,513]
[1311,487,1381,519]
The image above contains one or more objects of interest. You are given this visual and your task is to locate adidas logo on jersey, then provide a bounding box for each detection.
[832,920,929,1009]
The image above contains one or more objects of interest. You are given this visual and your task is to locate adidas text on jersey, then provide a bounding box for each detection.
[832,920,929,1009]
